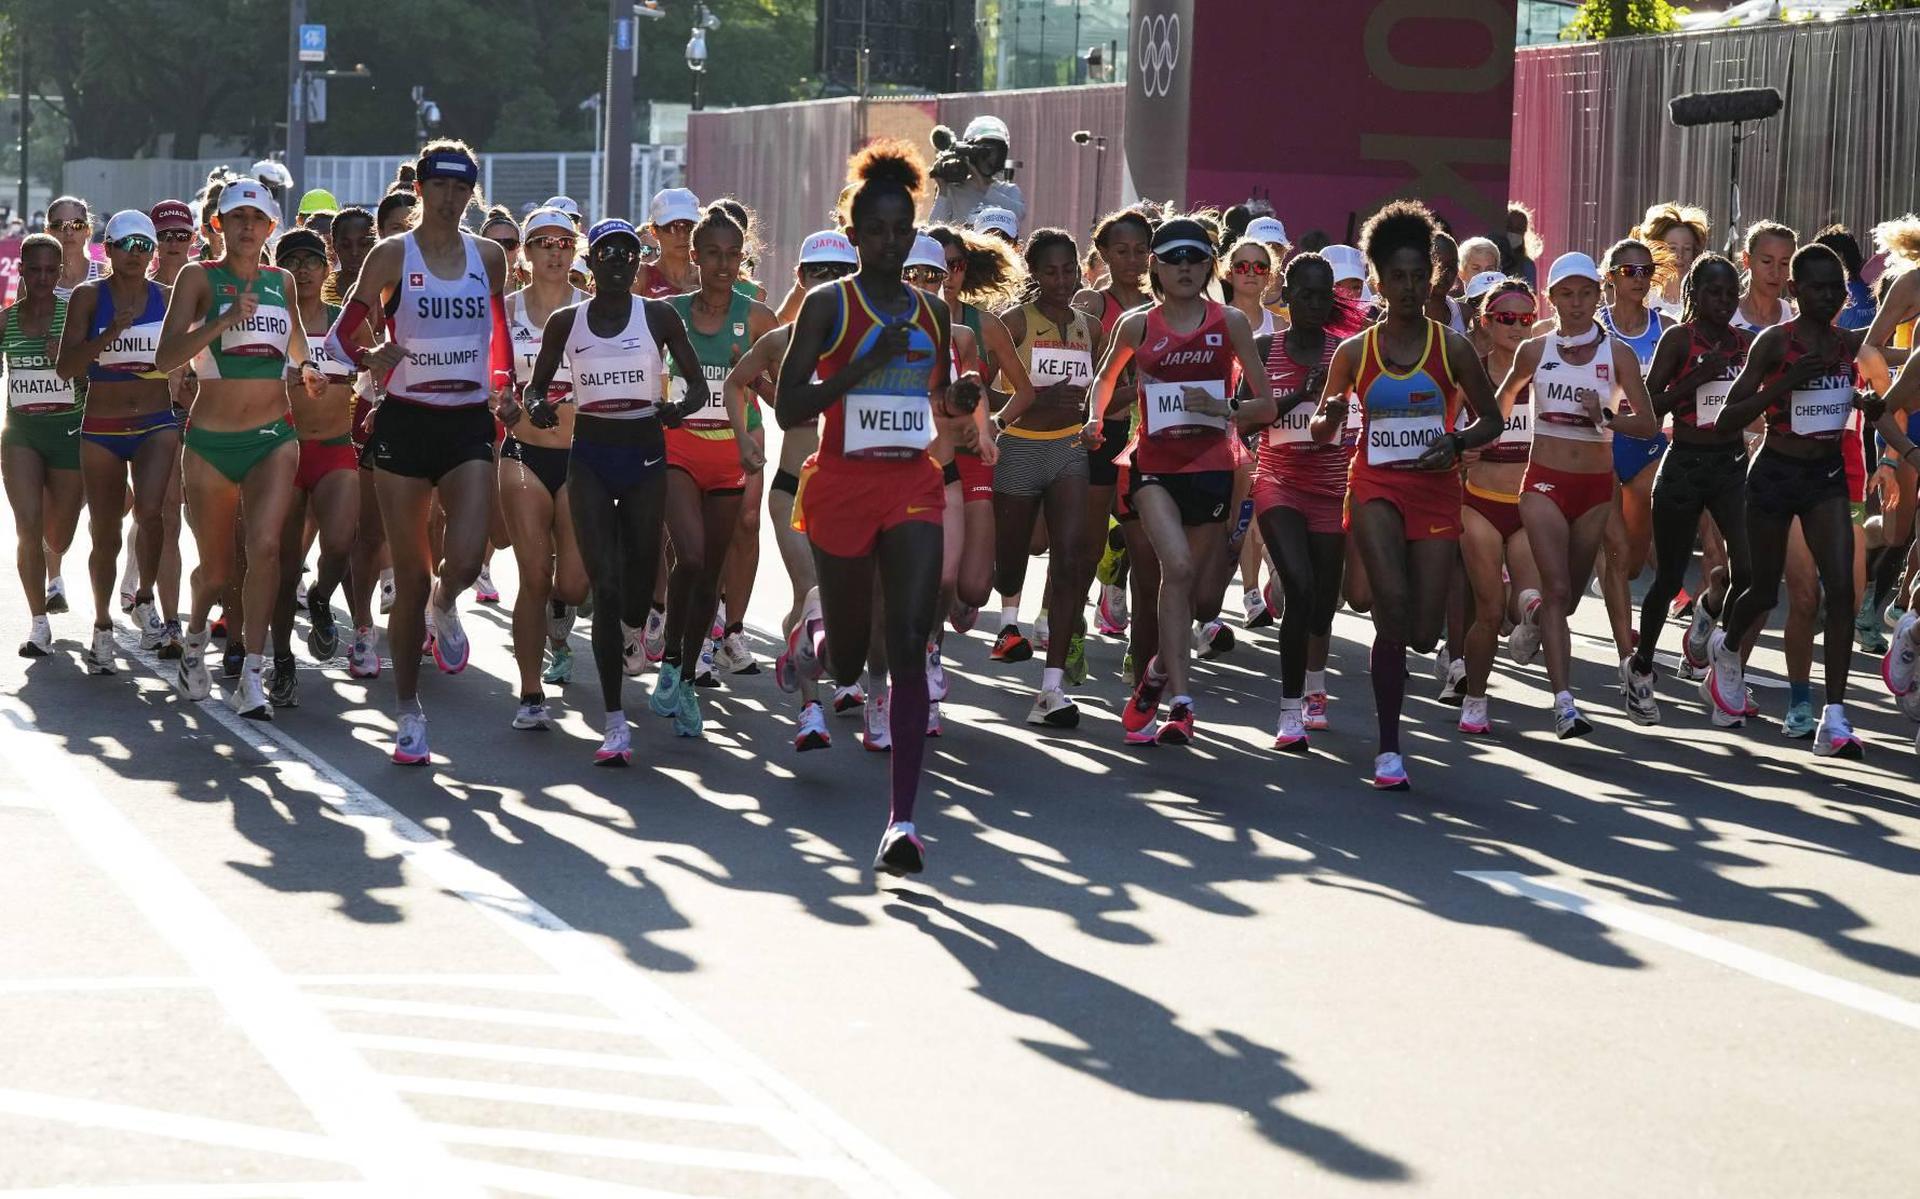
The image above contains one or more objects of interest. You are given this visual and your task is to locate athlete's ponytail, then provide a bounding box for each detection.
[926,224,1025,311]
[846,140,927,226]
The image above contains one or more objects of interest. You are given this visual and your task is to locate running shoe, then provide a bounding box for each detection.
[926,641,948,701]
[1064,633,1089,687]
[773,632,800,694]
[622,622,647,676]
[949,602,979,635]
[673,682,704,738]
[474,566,501,605]
[874,821,925,876]
[1813,704,1863,759]
[1432,646,1452,686]
[210,615,229,641]
[596,718,633,765]
[1887,600,1909,632]
[862,689,892,752]
[512,699,554,730]
[1705,629,1745,716]
[1243,587,1273,630]
[794,702,831,751]
[1273,703,1309,753]
[1669,586,1694,621]
[83,626,116,675]
[547,599,576,644]
[1856,596,1889,655]
[715,631,759,675]
[1195,619,1235,660]
[233,662,271,721]
[429,599,470,674]
[543,643,574,686]
[44,577,67,614]
[1883,610,1919,697]
[795,593,825,680]
[134,601,165,651]
[307,595,339,661]
[1782,699,1817,740]
[1900,686,1920,724]
[1507,593,1542,665]
[1438,657,1466,706]
[1743,686,1759,718]
[1554,699,1593,740]
[1156,699,1195,745]
[1698,677,1745,729]
[642,607,667,663]
[1620,657,1660,726]
[1120,649,1135,683]
[927,702,943,737]
[222,642,244,681]
[649,661,683,717]
[18,615,52,658]
[392,711,429,765]
[1035,609,1051,652]
[267,655,299,709]
[1458,694,1490,735]
[156,619,183,660]
[295,577,309,609]
[378,572,395,615]
[1372,752,1410,791]
[1096,583,1129,636]
[348,627,381,679]
[990,624,1033,662]
[1303,691,1330,732]
[1122,658,1167,737]
[1027,687,1081,728]
[833,683,866,715]
[692,637,721,688]
[118,557,137,613]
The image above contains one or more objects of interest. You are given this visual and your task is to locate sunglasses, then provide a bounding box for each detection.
[527,234,574,253]
[1157,247,1212,266]
[50,219,89,233]
[1485,311,1537,327]
[489,235,521,251]
[1612,263,1655,279]
[592,246,640,266]
[157,229,195,244]
[1231,260,1271,277]
[111,237,155,254]
[800,263,853,282]
[904,266,947,285]
[944,257,965,273]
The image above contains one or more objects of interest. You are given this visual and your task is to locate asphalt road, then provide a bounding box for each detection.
[4,445,1919,1197]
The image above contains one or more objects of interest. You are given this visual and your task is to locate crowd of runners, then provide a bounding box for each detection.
[8,135,1920,878]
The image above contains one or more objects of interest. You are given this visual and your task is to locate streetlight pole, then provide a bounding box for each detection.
[16,28,28,219]
[604,0,635,222]
[286,0,307,202]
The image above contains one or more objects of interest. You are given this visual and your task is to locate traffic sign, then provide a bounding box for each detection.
[299,24,327,63]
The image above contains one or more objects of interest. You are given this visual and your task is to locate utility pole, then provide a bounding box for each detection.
[604,0,636,222]
[16,27,28,219]
[286,0,307,203]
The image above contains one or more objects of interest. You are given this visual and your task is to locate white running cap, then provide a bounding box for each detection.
[218,179,282,222]
[542,195,582,218]
[906,234,946,272]
[1322,244,1365,285]
[104,209,158,246]
[971,206,1019,240]
[649,187,702,227]
[1463,270,1509,301]
[798,229,857,266]
[962,115,1011,144]
[1244,216,1290,247]
[1547,251,1602,290]
[522,207,577,237]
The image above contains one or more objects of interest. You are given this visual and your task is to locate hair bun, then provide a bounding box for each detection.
[848,140,926,199]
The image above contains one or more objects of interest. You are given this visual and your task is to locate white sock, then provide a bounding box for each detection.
[245,653,264,675]
[605,708,626,731]
[1554,689,1574,711]
[1519,588,1542,622]
[1305,669,1326,695]
[1000,605,1020,629]
[47,574,62,592]
[1042,667,1064,692]
[1170,693,1194,707]
[1280,695,1302,710]
[892,820,916,835]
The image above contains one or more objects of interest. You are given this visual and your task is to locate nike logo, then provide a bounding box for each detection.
[906,504,938,514]
[1827,468,1843,480]
[1429,523,1452,534]
[643,455,664,467]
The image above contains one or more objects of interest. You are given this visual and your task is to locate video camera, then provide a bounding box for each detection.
[930,116,1013,186]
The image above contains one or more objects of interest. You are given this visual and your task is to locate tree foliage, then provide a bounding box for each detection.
[1561,0,1685,40]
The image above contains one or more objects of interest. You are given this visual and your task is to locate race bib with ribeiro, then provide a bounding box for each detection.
[222,303,291,358]
[1142,378,1226,436]
[842,390,933,457]
[1789,379,1853,438]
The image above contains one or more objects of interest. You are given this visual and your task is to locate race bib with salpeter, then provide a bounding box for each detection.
[1142,378,1226,436]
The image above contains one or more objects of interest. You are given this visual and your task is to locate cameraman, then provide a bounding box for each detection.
[929,115,1026,232]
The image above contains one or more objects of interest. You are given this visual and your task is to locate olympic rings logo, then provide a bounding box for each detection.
[1138,13,1180,99]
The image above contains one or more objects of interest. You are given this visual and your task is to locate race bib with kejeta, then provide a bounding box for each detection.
[1030,344,1093,388]
[1142,378,1227,436]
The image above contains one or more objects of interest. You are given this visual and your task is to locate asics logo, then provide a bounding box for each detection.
[1138,13,1180,99]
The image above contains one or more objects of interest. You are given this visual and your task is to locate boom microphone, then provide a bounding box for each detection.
[1668,87,1783,128]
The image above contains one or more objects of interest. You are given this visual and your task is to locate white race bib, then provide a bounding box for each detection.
[669,366,730,429]
[1142,379,1227,436]
[1789,382,1852,438]
[98,321,163,374]
[7,367,75,412]
[1030,345,1092,387]
[1365,412,1447,467]
[1265,403,1315,446]
[1497,404,1532,448]
[222,303,292,358]
[395,334,488,395]
[843,390,933,458]
[1692,381,1732,429]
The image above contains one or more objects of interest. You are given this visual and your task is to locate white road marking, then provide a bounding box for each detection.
[424,1122,859,1180]
[112,632,950,1199]
[0,1089,349,1165]
[384,1074,797,1128]
[0,703,479,1196]
[0,1186,366,1199]
[0,973,594,997]
[313,993,644,1035]
[341,1032,726,1079]
[1462,871,1920,1031]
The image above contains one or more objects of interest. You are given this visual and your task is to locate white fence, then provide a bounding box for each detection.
[62,149,685,224]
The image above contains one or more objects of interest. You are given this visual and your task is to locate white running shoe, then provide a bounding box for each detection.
[1620,657,1661,726]
[1813,704,1864,759]
[348,627,381,679]
[231,661,270,720]
[378,570,396,615]
[793,701,831,751]
[1883,610,1919,697]
[1026,687,1081,728]
[1683,603,1715,673]
[392,711,429,764]
[83,626,117,675]
[642,607,667,663]
[44,575,67,614]
[1438,656,1466,705]
[927,701,943,737]
[622,622,647,676]
[693,636,720,687]
[134,601,165,650]
[1432,646,1453,685]
[714,631,758,674]
[1272,702,1308,752]
[429,598,469,673]
[833,683,866,715]
[118,553,138,613]
[1506,592,1543,665]
[18,615,53,658]
[1698,677,1745,728]
[177,628,212,700]
[595,716,633,766]
[1034,610,1051,652]
[1705,628,1745,715]
[1372,752,1409,790]
[1458,694,1490,735]
[1554,699,1593,740]
[512,700,553,730]
[874,820,925,876]
[926,641,948,701]
[473,566,500,604]
[862,688,892,751]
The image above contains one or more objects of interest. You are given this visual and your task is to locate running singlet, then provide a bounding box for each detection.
[1131,301,1237,474]
[308,302,352,385]
[507,289,583,401]
[3,299,79,414]
[89,281,169,382]
[1732,297,1795,336]
[566,299,663,418]
[1009,300,1094,439]
[1257,330,1346,495]
[1763,328,1857,444]
[1672,325,1750,430]
[1532,331,1618,444]
[385,232,493,406]
[667,290,752,436]
[1354,321,1457,470]
[814,278,941,463]
[193,266,294,381]
[54,259,104,302]
[1598,306,1666,377]
[1480,355,1531,464]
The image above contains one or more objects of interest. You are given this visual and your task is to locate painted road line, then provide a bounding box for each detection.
[0,1089,349,1166]
[0,1186,367,1199]
[423,1123,860,1180]
[114,631,951,1199]
[0,702,480,1196]
[312,993,645,1035]
[383,1074,799,1129]
[341,1032,728,1079]
[1461,871,1920,1031]
[0,973,594,997]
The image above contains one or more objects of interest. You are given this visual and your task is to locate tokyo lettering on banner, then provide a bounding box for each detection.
[1127,0,1518,238]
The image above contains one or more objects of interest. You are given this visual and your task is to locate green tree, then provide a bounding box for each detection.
[1561,0,1685,39]
[1853,0,1920,11]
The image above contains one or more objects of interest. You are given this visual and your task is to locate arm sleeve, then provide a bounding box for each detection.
[490,292,514,391]
[326,299,373,370]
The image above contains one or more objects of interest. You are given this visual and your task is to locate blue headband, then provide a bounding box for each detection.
[420,151,478,183]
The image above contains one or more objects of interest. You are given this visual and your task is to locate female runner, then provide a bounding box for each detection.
[1596,238,1671,665]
